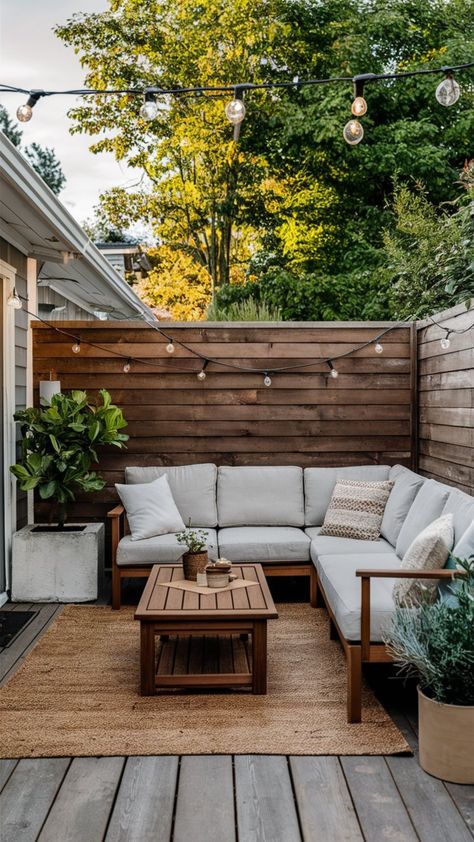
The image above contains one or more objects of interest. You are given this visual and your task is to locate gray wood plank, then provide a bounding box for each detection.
[0,758,70,842]
[105,756,178,842]
[38,757,125,842]
[173,756,235,842]
[387,754,474,842]
[290,756,363,842]
[444,782,474,835]
[0,604,62,685]
[0,759,18,793]
[235,755,301,842]
[341,757,418,841]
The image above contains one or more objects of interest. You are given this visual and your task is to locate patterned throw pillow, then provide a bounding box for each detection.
[319,479,394,541]
[393,513,454,606]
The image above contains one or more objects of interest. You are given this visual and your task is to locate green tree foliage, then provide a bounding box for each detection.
[55,0,474,318]
[0,105,66,195]
[384,166,474,319]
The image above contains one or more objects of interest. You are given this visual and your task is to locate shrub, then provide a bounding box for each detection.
[384,556,474,706]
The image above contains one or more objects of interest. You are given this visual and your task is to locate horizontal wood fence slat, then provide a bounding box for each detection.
[32,321,415,536]
[417,304,474,495]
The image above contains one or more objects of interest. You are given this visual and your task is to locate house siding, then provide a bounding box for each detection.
[0,237,29,527]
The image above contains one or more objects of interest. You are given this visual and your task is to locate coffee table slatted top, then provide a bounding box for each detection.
[135,564,278,621]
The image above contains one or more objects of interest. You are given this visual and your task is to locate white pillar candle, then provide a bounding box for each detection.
[39,381,61,402]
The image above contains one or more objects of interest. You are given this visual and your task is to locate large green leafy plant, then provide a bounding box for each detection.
[384,557,474,706]
[10,390,128,527]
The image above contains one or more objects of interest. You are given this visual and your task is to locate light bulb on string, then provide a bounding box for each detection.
[197,360,208,381]
[7,287,22,309]
[435,72,460,107]
[123,358,132,373]
[351,96,367,116]
[16,90,43,123]
[440,332,451,350]
[327,361,339,379]
[139,90,159,121]
[72,339,81,354]
[343,119,364,145]
[374,342,384,354]
[166,340,175,354]
[263,372,272,387]
[225,86,246,125]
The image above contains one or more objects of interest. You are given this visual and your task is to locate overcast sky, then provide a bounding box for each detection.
[0,0,134,226]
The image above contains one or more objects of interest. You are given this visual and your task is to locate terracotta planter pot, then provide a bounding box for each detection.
[418,687,474,784]
[182,550,208,581]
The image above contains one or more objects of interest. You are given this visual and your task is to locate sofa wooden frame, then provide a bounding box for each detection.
[108,504,312,610]
[310,565,463,723]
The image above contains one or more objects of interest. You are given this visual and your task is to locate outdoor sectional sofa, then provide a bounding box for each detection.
[108,463,474,721]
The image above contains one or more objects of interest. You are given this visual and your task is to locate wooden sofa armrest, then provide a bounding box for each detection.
[107,504,125,519]
[355,568,464,658]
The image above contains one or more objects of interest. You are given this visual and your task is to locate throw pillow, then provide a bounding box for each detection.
[393,513,454,606]
[115,474,185,541]
[319,479,394,541]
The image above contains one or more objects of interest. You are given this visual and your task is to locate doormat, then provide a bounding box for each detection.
[0,611,37,649]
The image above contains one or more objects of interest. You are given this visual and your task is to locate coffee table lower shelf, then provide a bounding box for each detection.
[140,619,268,695]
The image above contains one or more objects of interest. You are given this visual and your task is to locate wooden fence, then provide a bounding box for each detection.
[417,302,474,495]
[32,321,415,522]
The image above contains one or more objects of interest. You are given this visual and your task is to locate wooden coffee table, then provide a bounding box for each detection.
[135,563,278,695]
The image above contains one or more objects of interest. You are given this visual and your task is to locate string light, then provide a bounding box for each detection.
[343,119,364,145]
[374,342,384,354]
[440,332,451,350]
[166,340,175,354]
[123,358,132,373]
[139,90,159,121]
[225,86,246,125]
[7,287,22,309]
[197,360,209,381]
[435,71,461,107]
[71,339,81,354]
[327,361,339,379]
[16,90,44,122]
[263,372,272,387]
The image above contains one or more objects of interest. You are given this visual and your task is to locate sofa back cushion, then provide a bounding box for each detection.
[304,465,390,526]
[217,466,304,527]
[395,479,451,559]
[124,463,218,527]
[441,488,474,544]
[380,465,425,547]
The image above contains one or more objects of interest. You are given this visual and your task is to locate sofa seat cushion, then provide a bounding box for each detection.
[218,526,310,563]
[124,464,218,527]
[306,528,394,564]
[116,528,218,566]
[304,465,390,526]
[316,553,400,642]
[217,466,304,527]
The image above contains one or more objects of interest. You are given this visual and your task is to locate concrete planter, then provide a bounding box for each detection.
[418,687,474,784]
[12,523,104,603]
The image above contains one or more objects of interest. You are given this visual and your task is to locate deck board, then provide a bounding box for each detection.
[1,601,473,842]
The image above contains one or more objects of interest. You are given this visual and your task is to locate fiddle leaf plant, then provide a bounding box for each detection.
[10,389,128,527]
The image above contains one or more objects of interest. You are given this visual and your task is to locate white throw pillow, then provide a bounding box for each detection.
[115,474,185,541]
[393,513,454,606]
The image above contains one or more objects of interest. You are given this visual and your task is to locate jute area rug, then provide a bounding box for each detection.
[0,603,409,758]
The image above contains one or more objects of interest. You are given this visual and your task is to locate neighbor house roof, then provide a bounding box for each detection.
[0,132,155,321]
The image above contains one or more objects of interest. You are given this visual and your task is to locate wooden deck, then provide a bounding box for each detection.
[0,600,473,842]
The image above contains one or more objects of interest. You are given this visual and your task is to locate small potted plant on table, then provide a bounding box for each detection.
[176,528,209,581]
[10,389,128,602]
[384,556,474,784]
